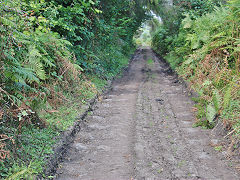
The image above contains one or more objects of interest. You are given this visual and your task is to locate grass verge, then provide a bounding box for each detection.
[0,74,110,179]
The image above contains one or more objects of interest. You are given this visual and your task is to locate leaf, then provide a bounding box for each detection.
[0,16,16,27]
[214,145,223,151]
[73,64,83,71]
[223,85,232,109]
[29,16,36,22]
[23,31,31,36]
[26,45,46,80]
[7,168,27,180]
[183,57,194,65]
[202,79,211,86]
[89,0,95,5]
[182,14,192,29]
[206,104,216,123]
[199,31,210,43]
[212,89,222,112]
[94,8,102,14]
[21,110,28,117]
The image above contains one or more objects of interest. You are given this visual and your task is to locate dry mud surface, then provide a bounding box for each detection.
[55,48,239,180]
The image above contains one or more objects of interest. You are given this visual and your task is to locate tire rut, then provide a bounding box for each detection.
[55,48,239,180]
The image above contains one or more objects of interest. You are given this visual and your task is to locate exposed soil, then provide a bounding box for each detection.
[55,48,239,180]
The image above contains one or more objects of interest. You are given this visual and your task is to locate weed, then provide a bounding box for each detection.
[149,122,153,127]
[214,146,223,151]
[2,126,58,179]
[40,104,79,131]
[88,111,93,116]
[88,75,108,91]
[152,1,240,145]
[151,73,156,79]
[147,59,154,65]
[157,168,163,173]
[192,120,214,129]
[177,160,186,168]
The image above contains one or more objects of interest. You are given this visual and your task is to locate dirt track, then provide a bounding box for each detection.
[55,48,239,180]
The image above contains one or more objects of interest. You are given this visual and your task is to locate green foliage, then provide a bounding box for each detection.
[0,126,58,179]
[152,0,219,55]
[88,75,107,91]
[0,0,80,106]
[0,0,147,178]
[223,85,233,109]
[147,59,154,65]
[152,1,240,133]
[214,145,223,151]
[206,104,216,124]
[152,25,169,55]
[212,89,221,112]
[6,163,37,180]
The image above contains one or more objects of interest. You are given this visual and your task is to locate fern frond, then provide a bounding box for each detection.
[212,89,222,112]
[0,16,16,27]
[182,14,192,29]
[223,85,233,109]
[24,45,47,80]
[13,66,40,83]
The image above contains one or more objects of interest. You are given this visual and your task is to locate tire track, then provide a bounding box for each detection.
[55,48,239,180]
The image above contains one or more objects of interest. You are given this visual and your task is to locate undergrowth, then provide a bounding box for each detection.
[152,0,240,150]
[0,0,147,178]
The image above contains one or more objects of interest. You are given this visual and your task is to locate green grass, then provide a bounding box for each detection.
[0,45,133,178]
[2,126,58,179]
[39,103,82,131]
[221,99,240,138]
[147,58,154,65]
[177,160,186,168]
[88,75,108,91]
[1,76,104,179]
[1,60,133,179]
[214,146,223,151]
[165,52,183,70]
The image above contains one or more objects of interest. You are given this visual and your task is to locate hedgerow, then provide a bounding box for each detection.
[0,0,147,178]
[152,0,240,148]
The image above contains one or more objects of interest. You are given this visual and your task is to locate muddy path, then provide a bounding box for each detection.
[55,48,239,180]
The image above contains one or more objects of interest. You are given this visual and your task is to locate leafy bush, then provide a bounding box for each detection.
[152,25,170,55]
[152,0,218,57]
[0,0,147,178]
[177,4,240,131]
